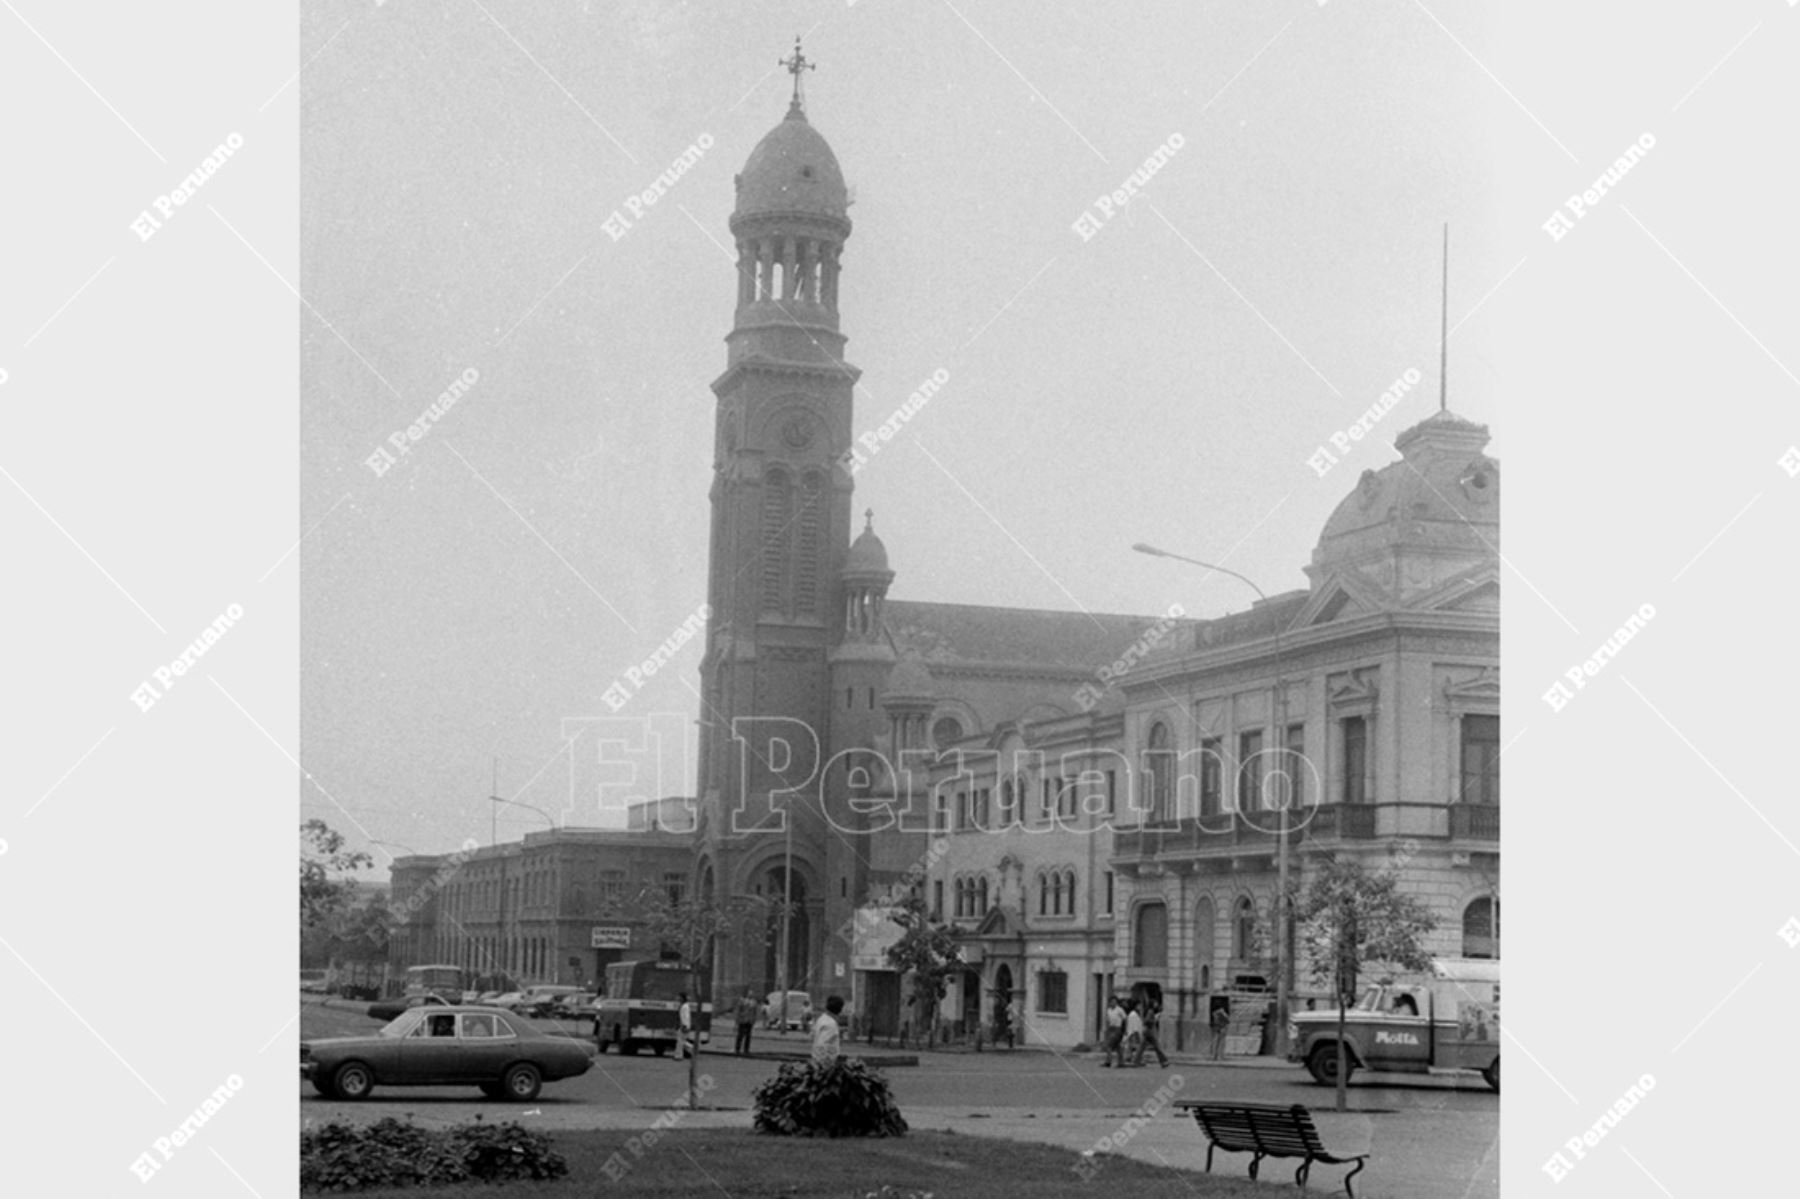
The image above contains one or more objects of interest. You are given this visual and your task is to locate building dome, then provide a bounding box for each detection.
[734,108,849,223]
[844,511,890,575]
[1309,409,1498,599]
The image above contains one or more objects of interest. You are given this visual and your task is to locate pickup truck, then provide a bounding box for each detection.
[1287,958,1499,1092]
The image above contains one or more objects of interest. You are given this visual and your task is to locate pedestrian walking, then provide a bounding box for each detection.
[1101,995,1126,1067]
[811,995,844,1065]
[1209,1001,1230,1060]
[993,996,1015,1049]
[675,992,694,1060]
[733,987,758,1056]
[1132,1001,1170,1068]
[1123,1000,1145,1066]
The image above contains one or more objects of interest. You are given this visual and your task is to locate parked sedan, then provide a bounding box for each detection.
[366,993,450,1022]
[302,1006,595,1101]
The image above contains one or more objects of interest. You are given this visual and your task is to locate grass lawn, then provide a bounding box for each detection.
[340,1127,1277,1197]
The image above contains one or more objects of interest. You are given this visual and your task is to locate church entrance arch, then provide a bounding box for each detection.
[760,867,809,995]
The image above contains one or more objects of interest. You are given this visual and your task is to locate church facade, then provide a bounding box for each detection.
[690,79,1500,1052]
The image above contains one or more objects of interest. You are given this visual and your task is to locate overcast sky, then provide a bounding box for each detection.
[299,0,1503,872]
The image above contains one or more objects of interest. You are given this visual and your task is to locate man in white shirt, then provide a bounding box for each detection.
[676,992,693,1060]
[811,995,844,1065]
[1101,995,1126,1068]
[1124,1001,1145,1066]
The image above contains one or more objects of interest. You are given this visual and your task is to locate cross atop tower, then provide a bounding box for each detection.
[780,35,815,115]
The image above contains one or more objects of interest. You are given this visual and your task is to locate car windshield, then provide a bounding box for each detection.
[380,1009,427,1038]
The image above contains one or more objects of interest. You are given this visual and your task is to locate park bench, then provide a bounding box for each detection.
[1173,1100,1369,1197]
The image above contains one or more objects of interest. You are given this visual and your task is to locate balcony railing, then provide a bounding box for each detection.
[1449,803,1500,840]
[1114,802,1495,859]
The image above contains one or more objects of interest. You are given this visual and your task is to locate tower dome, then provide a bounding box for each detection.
[733,108,849,224]
[844,510,890,575]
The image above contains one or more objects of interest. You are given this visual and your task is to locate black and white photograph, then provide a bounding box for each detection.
[3,2,1798,1196]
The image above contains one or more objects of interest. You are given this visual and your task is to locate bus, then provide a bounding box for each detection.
[595,960,711,1056]
[404,964,475,1002]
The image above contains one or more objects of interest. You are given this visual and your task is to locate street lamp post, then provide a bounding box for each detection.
[779,814,793,998]
[1132,542,1294,1058]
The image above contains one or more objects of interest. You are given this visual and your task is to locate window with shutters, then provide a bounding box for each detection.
[760,469,792,613]
[793,471,824,615]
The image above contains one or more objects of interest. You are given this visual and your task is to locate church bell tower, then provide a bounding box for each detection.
[695,40,859,996]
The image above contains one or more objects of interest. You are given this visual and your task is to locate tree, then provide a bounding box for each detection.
[301,819,373,929]
[1294,858,1438,1111]
[883,895,962,1049]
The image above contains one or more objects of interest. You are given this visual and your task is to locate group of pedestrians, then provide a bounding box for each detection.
[673,988,845,1064]
[1100,994,1169,1068]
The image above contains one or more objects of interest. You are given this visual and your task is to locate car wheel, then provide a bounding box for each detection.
[332,1062,374,1101]
[1306,1045,1355,1087]
[502,1063,542,1102]
[1482,1058,1499,1092]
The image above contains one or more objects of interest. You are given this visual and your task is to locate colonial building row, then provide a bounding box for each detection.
[386,822,693,990]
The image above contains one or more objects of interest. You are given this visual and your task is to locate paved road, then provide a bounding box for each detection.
[300,1002,1497,1197]
[301,1031,1493,1114]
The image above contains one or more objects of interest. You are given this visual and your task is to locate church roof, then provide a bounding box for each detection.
[734,107,848,222]
[883,600,1176,673]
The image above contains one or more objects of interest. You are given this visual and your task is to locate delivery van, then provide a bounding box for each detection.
[1287,958,1499,1091]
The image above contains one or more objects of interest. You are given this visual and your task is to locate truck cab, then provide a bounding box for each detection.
[1287,958,1499,1092]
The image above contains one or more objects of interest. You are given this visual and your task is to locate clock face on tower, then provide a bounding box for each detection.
[780,413,815,450]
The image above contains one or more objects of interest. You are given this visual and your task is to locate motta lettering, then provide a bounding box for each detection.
[1374,1030,1420,1045]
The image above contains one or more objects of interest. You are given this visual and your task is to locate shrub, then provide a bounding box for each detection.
[446,1121,569,1182]
[752,1057,908,1138]
[300,1117,567,1191]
